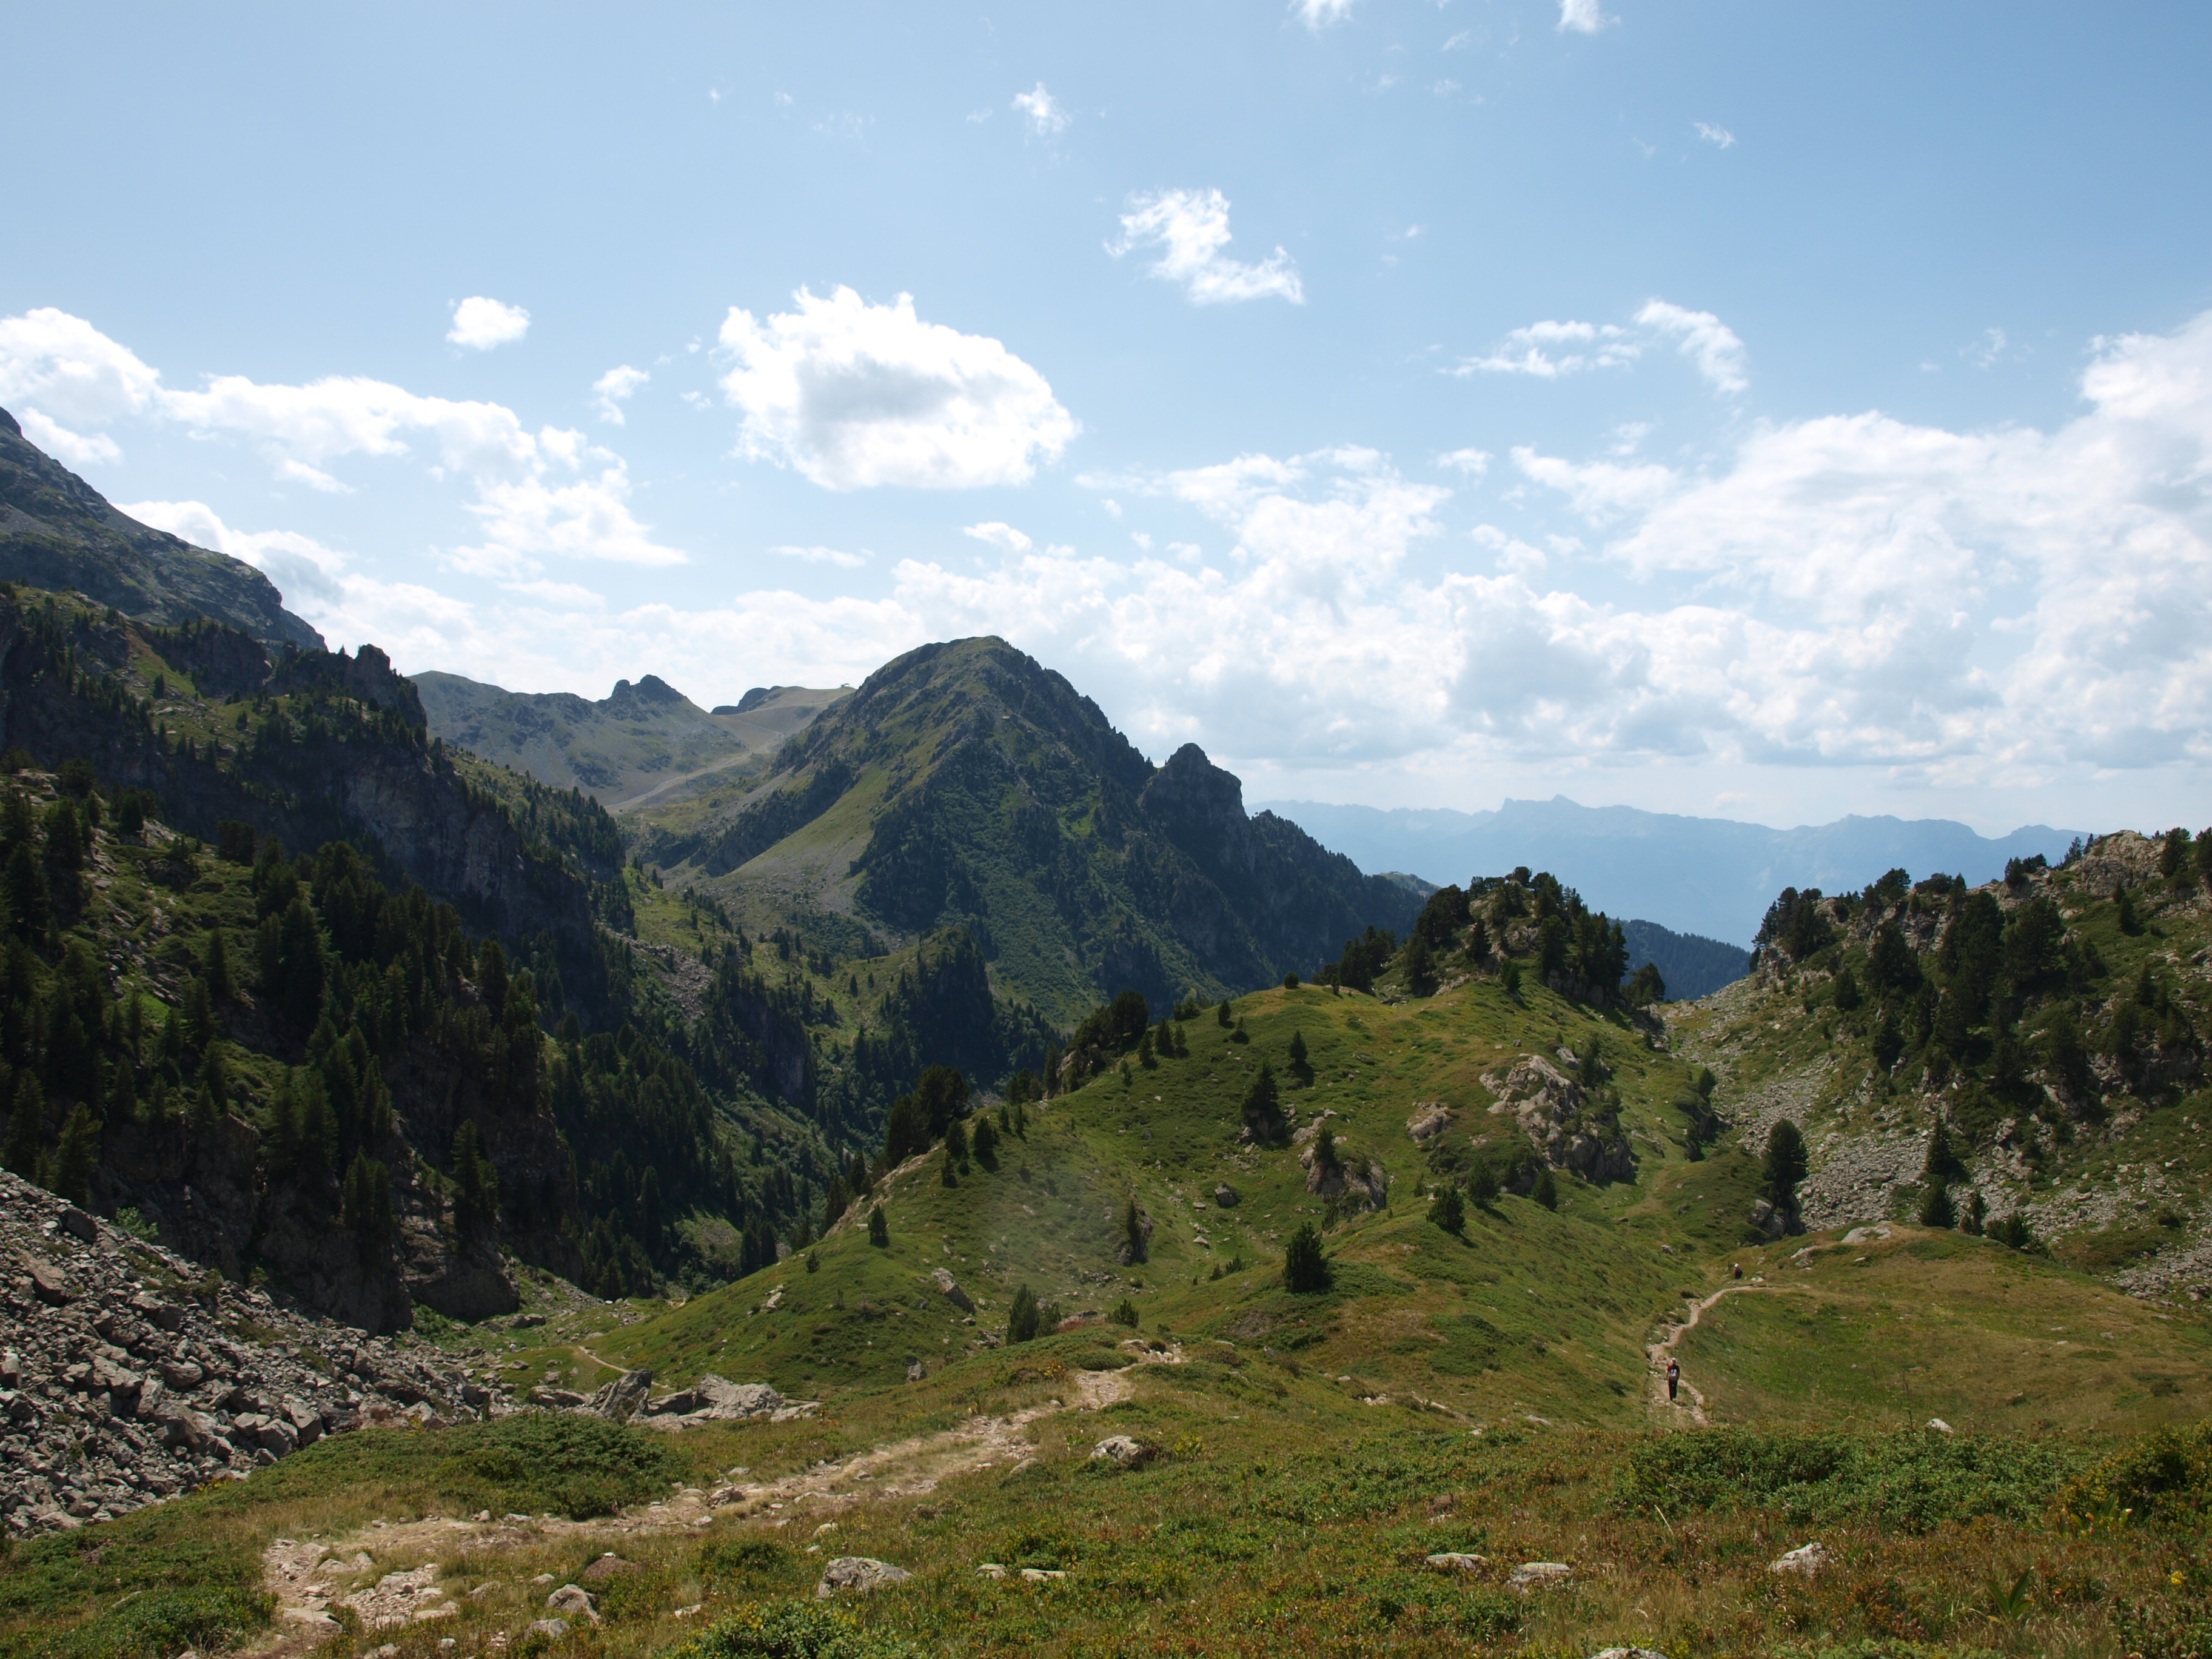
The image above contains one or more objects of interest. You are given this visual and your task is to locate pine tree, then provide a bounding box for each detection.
[1216,998,1233,1027]
[944,1118,970,1168]
[49,1104,100,1205]
[1312,1121,1342,1173]
[1007,1284,1041,1344]
[1121,1198,1148,1264]
[1764,1120,1809,1220]
[1923,1118,1967,1186]
[1533,1167,1559,1211]
[971,1114,999,1170]
[204,928,233,1001]
[2,1074,43,1179]
[1287,1029,1309,1073]
[1241,1062,1282,1141]
[1429,1185,1465,1235]
[1469,1160,1501,1207]
[1282,1221,1329,1292]
[451,1119,498,1236]
[1919,1182,1957,1229]
[867,1204,890,1247]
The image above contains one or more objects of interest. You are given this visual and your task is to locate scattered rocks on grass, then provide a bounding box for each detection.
[1509,1561,1573,1589]
[816,1557,912,1598]
[526,1618,570,1640]
[1425,1552,1487,1571]
[545,1584,598,1623]
[932,1267,976,1314]
[1091,1435,1153,1468]
[1769,1541,1828,1577]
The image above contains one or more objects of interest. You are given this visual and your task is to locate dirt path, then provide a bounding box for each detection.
[1646,1284,1785,1426]
[257,1343,1180,1650]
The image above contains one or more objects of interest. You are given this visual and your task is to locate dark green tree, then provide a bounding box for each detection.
[970,1113,999,1170]
[1121,1197,1148,1264]
[1242,1061,1283,1141]
[341,1151,395,1251]
[204,928,233,1002]
[451,1119,499,1236]
[3,1074,44,1179]
[944,1117,970,1168]
[867,1204,890,1247]
[1282,1221,1329,1292]
[1533,1167,1559,1211]
[1764,1120,1809,1222]
[1429,1185,1465,1235]
[49,1103,101,1205]
[1923,1118,1967,1185]
[1469,1160,1501,1208]
[1918,1182,1956,1229]
[1007,1284,1041,1344]
[1216,998,1233,1027]
[1832,965,1862,1012]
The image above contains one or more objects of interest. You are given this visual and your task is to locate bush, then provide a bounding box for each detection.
[442,1413,686,1519]
[660,1601,919,1659]
[1283,1222,1330,1292]
[25,1586,273,1659]
[2059,1420,2212,1529]
[1618,1427,2079,1531]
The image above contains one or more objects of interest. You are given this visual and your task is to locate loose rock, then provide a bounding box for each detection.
[1509,1561,1572,1589]
[816,1557,913,1598]
[1426,1552,1487,1571]
[1091,1435,1153,1468]
[1770,1541,1828,1577]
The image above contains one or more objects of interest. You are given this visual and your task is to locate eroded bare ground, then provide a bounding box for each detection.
[255,1346,1179,1654]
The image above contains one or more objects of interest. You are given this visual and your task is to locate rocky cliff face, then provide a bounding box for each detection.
[0,407,323,652]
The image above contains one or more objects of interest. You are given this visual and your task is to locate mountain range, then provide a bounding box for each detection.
[1262,796,2083,948]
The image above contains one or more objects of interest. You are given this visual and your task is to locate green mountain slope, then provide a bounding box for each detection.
[0,406,323,652]
[1666,830,2212,1284]
[629,637,1423,1023]
[415,671,847,809]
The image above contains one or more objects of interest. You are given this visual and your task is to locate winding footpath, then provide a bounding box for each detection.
[1646,1284,1788,1426]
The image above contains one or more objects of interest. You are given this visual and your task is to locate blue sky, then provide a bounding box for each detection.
[5,2,2211,833]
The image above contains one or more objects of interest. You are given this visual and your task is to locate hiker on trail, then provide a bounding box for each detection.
[1731,1262,1742,1280]
[1666,1358,1680,1402]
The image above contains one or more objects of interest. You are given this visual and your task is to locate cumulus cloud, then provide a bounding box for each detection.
[1558,0,1614,33]
[964,521,1033,554]
[1011,82,1070,137]
[446,297,531,350]
[716,286,1076,489]
[1110,189,1305,307]
[2,309,682,577]
[16,408,119,468]
[1456,300,1747,394]
[1294,0,1358,27]
[592,364,649,424]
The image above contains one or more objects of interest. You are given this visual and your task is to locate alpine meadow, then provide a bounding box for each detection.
[5,7,2212,1659]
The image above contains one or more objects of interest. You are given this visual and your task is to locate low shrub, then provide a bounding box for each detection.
[659,1601,919,1659]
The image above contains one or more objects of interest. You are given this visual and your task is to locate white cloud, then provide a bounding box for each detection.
[1010,82,1070,137]
[1635,300,1749,395]
[716,286,1076,490]
[1454,319,1640,379]
[446,297,531,350]
[592,364,649,425]
[1443,28,1472,49]
[770,544,869,569]
[1438,447,1492,477]
[1511,447,1680,521]
[964,521,1033,553]
[1456,301,1746,394]
[1557,0,1614,32]
[4,309,682,575]
[1110,189,1305,307]
[1964,327,2014,369]
[1294,0,1358,28]
[16,408,120,468]
[1693,121,1736,149]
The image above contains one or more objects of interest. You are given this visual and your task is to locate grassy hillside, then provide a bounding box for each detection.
[17,960,2212,1659]
[626,638,1423,1024]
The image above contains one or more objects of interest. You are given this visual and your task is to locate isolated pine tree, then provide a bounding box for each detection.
[1469,1161,1501,1208]
[867,1204,889,1247]
[1919,1182,1957,1229]
[1533,1167,1560,1211]
[1429,1186,1466,1236]
[1282,1221,1329,1292]
[1007,1284,1041,1344]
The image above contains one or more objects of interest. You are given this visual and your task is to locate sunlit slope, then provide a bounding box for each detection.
[603,973,2212,1435]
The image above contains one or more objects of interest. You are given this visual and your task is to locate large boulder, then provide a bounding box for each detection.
[816,1558,911,1598]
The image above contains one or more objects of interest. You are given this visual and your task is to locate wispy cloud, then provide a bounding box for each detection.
[1293,0,1358,30]
[1693,121,1736,149]
[1455,300,1748,395]
[769,544,868,568]
[591,365,649,426]
[1011,82,1070,137]
[1110,189,1304,306]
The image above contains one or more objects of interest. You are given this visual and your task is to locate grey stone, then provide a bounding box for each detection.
[1425,1552,1487,1570]
[816,1558,911,1598]
[1509,1561,1572,1589]
[1769,1541,1827,1576]
[588,1369,653,1423]
[525,1620,569,1640]
[1090,1435,1151,1468]
[58,1208,97,1244]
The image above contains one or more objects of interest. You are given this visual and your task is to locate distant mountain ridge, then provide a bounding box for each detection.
[414,670,846,808]
[1261,796,2082,948]
[0,405,323,652]
[629,637,1423,1021]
